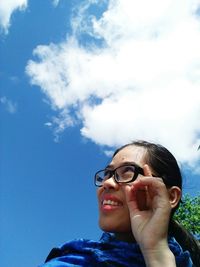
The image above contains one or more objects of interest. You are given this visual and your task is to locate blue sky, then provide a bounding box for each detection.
[0,1,200,267]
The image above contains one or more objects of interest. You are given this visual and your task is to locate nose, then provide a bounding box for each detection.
[102,176,119,191]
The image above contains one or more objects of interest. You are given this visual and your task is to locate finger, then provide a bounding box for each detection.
[131,177,167,205]
[143,164,153,177]
[124,184,148,212]
[132,176,165,190]
[123,184,135,202]
[137,164,152,209]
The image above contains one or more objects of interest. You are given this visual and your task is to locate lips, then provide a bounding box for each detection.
[102,199,122,206]
[100,194,123,211]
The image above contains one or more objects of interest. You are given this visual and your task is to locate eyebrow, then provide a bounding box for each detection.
[105,161,140,170]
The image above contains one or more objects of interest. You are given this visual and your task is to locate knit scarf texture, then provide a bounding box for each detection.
[40,232,193,267]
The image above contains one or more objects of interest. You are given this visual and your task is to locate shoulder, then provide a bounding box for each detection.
[168,236,194,267]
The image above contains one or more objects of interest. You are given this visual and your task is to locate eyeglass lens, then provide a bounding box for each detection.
[95,165,137,186]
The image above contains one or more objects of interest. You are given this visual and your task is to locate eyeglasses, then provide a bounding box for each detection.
[94,163,144,187]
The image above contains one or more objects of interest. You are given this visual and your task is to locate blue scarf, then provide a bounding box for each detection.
[40,232,193,267]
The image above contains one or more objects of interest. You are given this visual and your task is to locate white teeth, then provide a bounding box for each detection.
[102,199,121,206]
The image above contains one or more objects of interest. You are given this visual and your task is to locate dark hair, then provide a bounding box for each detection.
[113,140,200,266]
[113,140,182,187]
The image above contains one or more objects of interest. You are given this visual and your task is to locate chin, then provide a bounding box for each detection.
[98,217,131,233]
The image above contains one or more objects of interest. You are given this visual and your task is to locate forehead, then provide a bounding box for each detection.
[110,145,147,167]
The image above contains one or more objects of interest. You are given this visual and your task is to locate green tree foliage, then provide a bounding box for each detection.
[174,194,200,236]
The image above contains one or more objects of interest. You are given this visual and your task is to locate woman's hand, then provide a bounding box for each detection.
[124,164,176,266]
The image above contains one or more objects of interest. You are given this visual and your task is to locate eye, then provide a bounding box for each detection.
[116,165,136,181]
[121,165,135,173]
[104,169,113,179]
[95,169,114,186]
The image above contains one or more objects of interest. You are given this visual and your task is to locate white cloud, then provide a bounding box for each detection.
[45,109,75,142]
[26,0,200,168]
[0,0,27,33]
[0,96,17,114]
[52,0,60,7]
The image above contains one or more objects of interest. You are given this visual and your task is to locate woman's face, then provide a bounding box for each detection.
[97,145,147,235]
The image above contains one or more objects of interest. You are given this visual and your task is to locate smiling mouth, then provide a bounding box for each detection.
[102,199,123,206]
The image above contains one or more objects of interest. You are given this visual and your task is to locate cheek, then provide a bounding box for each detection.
[97,188,103,201]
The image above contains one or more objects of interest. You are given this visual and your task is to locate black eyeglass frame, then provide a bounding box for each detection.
[94,163,144,187]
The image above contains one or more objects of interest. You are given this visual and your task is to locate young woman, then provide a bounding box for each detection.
[41,141,199,267]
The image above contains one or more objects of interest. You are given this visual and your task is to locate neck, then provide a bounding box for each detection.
[114,232,136,243]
